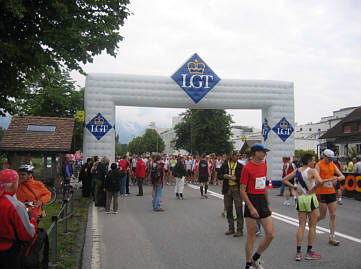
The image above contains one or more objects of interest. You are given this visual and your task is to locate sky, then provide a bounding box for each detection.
[71,0,361,144]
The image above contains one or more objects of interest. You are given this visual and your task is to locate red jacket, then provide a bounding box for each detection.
[0,192,37,251]
[135,160,146,178]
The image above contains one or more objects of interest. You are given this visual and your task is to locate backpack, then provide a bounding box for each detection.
[151,164,163,184]
[20,228,49,269]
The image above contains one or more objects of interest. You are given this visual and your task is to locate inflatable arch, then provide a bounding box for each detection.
[84,55,295,181]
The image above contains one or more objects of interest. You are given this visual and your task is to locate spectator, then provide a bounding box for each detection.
[62,155,73,182]
[151,155,165,212]
[16,165,51,217]
[353,157,361,174]
[79,158,92,197]
[346,157,354,172]
[94,157,109,208]
[135,156,146,196]
[104,163,124,214]
[0,169,37,269]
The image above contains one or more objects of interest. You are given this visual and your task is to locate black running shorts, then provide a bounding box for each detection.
[244,194,271,219]
[317,193,337,204]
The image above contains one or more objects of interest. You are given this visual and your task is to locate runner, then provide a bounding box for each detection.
[131,154,137,185]
[240,143,274,269]
[282,153,322,261]
[198,154,210,199]
[282,157,296,206]
[316,149,345,246]
[193,155,200,185]
[185,156,193,183]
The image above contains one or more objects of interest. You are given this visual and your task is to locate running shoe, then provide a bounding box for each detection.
[112,211,118,214]
[222,211,227,217]
[337,199,343,205]
[233,214,237,220]
[329,236,340,246]
[295,252,302,261]
[305,251,321,260]
[201,195,206,199]
[204,195,208,199]
[251,259,264,269]
[256,231,262,237]
[105,211,112,214]
[283,201,291,206]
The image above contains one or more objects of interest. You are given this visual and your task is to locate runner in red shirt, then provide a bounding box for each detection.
[240,143,274,269]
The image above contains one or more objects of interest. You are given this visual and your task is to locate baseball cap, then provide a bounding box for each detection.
[251,143,270,152]
[323,149,335,161]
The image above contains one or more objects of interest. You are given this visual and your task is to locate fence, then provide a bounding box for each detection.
[46,186,75,266]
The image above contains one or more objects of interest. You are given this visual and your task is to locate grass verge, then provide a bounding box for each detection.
[39,195,91,269]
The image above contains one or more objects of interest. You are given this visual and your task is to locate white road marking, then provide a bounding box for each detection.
[91,203,101,269]
[188,184,361,243]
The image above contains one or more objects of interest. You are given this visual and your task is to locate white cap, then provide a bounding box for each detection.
[323,149,335,161]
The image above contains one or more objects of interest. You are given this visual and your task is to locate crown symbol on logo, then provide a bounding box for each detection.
[94,116,105,125]
[187,59,206,74]
[280,120,289,129]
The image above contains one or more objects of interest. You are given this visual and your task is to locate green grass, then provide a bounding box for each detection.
[39,195,91,268]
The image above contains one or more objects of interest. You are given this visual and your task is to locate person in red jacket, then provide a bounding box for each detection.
[0,169,37,269]
[135,156,146,196]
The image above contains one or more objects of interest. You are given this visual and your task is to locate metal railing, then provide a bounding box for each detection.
[46,186,74,266]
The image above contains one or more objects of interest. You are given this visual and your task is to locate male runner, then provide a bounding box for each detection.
[316,149,344,246]
[240,143,274,269]
[198,154,210,198]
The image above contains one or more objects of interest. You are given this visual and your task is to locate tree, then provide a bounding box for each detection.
[126,129,165,154]
[16,68,84,150]
[127,136,146,155]
[0,0,131,116]
[295,149,318,159]
[174,109,234,155]
[115,133,127,156]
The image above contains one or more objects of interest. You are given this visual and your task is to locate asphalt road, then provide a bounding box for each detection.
[82,183,361,269]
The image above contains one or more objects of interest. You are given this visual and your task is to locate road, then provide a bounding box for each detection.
[82,183,361,269]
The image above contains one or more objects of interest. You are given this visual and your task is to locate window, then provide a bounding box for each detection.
[27,125,56,133]
[343,125,351,133]
[309,128,312,131]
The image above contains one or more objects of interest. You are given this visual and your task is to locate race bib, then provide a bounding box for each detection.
[323,181,333,188]
[255,177,266,190]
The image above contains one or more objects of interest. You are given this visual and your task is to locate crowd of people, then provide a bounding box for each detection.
[0,145,351,269]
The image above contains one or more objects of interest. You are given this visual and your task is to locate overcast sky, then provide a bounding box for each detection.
[71,0,361,143]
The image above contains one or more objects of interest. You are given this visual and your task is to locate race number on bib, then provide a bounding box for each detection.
[255,177,266,190]
[323,181,333,188]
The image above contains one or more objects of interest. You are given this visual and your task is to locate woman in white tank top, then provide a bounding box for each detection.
[282,154,323,261]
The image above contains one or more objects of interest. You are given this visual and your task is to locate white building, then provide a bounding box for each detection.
[295,106,359,155]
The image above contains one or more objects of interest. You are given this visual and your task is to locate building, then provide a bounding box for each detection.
[0,116,75,180]
[295,106,359,155]
[320,107,361,157]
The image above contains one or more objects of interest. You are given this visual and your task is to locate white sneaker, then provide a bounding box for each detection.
[251,259,264,269]
[283,200,291,206]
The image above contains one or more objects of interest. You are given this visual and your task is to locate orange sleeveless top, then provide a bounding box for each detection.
[316,160,336,194]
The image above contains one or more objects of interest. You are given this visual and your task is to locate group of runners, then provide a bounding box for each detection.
[112,145,345,269]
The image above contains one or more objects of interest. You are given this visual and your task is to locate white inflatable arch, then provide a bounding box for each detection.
[84,74,294,181]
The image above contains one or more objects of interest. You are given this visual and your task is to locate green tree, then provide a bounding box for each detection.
[127,136,146,155]
[115,133,127,156]
[16,68,84,150]
[174,109,234,155]
[126,129,165,154]
[142,129,165,153]
[0,0,131,116]
[295,149,318,159]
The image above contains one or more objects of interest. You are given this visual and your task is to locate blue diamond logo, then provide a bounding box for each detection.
[171,53,221,103]
[272,117,294,142]
[86,113,112,141]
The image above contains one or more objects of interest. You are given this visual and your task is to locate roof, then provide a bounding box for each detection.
[239,139,261,154]
[0,116,75,152]
[320,107,361,140]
